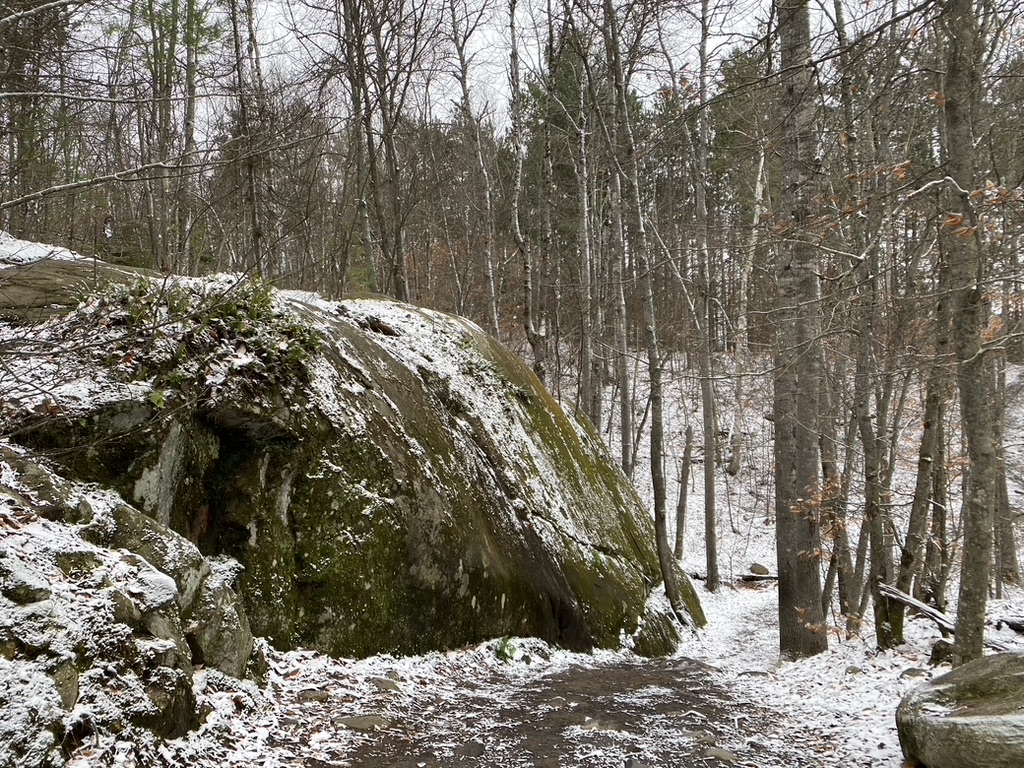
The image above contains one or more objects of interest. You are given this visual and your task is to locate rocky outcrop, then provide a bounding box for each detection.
[0,446,254,766]
[0,248,702,661]
[896,653,1024,768]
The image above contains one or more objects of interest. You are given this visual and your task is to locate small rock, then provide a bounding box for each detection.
[109,588,142,628]
[335,714,392,731]
[456,741,486,757]
[48,660,79,710]
[930,639,954,666]
[370,675,402,692]
[296,689,331,703]
[900,667,930,680]
[845,665,863,675]
[625,759,652,768]
[581,716,625,732]
[681,729,717,745]
[702,747,739,764]
[749,563,770,576]
[0,555,52,604]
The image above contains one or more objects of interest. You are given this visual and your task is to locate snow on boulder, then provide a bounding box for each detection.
[0,230,83,266]
[1,252,703,660]
[896,653,1024,768]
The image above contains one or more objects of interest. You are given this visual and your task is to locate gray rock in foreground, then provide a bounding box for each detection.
[0,445,255,767]
[896,653,1024,768]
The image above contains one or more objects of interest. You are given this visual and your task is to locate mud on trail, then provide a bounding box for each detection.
[262,643,807,768]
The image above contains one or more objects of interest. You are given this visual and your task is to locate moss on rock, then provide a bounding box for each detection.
[2,260,701,659]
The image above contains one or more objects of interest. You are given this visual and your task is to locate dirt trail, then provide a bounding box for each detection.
[335,655,795,768]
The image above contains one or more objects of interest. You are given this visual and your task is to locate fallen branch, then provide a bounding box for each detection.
[993,617,1024,634]
[878,583,955,634]
[878,583,1012,652]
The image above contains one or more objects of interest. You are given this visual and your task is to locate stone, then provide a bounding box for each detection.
[0,554,51,604]
[749,563,770,576]
[929,638,954,666]
[141,666,199,738]
[82,503,211,616]
[47,659,79,710]
[296,689,331,703]
[0,447,259,757]
[370,676,402,692]
[897,652,1024,768]
[80,501,252,679]
[184,561,253,679]
[702,747,738,763]
[3,257,704,659]
[899,667,929,680]
[0,659,64,768]
[335,714,392,731]
[456,741,486,757]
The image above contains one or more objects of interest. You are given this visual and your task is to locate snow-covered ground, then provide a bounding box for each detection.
[689,570,990,767]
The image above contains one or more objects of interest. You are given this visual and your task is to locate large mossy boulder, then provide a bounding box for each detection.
[0,249,703,659]
[896,653,1024,768]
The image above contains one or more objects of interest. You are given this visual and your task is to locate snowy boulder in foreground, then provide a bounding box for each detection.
[896,653,1024,768]
[0,247,702,659]
[0,445,254,766]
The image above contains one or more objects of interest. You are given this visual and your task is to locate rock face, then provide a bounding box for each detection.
[0,247,702,660]
[0,445,254,767]
[896,653,1024,768]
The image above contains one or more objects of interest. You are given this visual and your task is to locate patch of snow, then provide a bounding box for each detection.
[0,231,84,265]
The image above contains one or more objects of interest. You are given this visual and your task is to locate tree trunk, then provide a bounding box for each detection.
[508,0,546,384]
[698,283,720,592]
[995,361,1020,588]
[772,0,827,658]
[600,0,686,623]
[917,403,951,614]
[734,145,765,360]
[893,360,949,637]
[676,424,694,559]
[613,187,634,479]
[942,0,997,668]
[819,361,855,622]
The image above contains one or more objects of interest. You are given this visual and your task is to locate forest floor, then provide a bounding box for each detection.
[63,498,1024,768]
